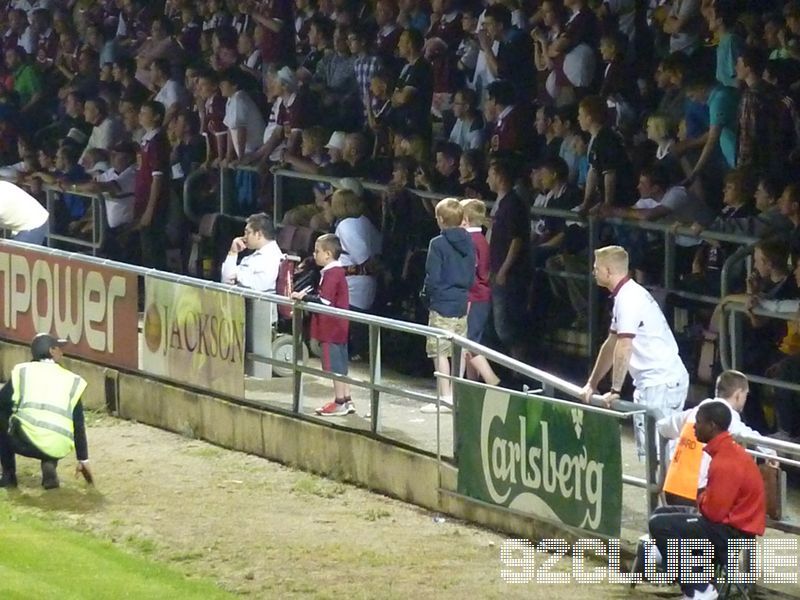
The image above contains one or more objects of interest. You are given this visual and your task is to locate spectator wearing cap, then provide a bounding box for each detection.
[238,66,310,167]
[448,87,484,151]
[319,130,350,177]
[0,333,93,491]
[0,180,49,245]
[79,96,127,167]
[5,46,43,116]
[134,100,171,269]
[70,141,138,260]
[392,27,434,139]
[218,68,266,168]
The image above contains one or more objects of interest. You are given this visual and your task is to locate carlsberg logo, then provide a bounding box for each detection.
[480,390,605,530]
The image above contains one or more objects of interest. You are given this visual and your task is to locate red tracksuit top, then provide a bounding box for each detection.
[310,262,349,344]
[698,431,766,536]
[467,228,491,303]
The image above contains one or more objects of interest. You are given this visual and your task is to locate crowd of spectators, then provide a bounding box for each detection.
[0,0,799,437]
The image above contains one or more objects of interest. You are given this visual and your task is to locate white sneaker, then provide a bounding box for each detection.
[685,584,718,600]
[345,401,356,415]
[420,402,452,414]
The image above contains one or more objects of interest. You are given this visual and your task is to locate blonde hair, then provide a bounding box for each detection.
[315,233,342,258]
[436,198,464,228]
[594,245,629,274]
[646,114,674,140]
[330,189,365,219]
[460,198,487,227]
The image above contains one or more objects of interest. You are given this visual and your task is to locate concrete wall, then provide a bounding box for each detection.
[0,340,631,553]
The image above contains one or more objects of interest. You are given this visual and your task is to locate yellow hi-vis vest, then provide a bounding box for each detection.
[10,361,87,459]
[663,420,705,501]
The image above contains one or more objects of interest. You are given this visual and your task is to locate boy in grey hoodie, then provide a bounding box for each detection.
[420,198,475,413]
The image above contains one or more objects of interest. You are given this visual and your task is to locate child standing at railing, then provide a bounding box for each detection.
[291,234,354,417]
[419,198,475,414]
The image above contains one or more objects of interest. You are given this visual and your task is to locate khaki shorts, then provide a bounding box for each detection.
[426,310,467,358]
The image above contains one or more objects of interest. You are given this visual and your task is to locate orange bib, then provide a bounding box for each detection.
[663,420,705,501]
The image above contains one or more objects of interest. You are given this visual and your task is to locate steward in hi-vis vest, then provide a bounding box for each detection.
[0,333,93,490]
[656,370,775,504]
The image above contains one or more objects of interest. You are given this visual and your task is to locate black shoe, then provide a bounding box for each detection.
[41,461,59,489]
[0,471,17,488]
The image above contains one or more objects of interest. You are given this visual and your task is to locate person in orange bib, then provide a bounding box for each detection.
[657,370,775,505]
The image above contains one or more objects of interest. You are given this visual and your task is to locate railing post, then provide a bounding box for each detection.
[219,165,228,215]
[273,169,284,225]
[451,341,462,460]
[45,188,54,249]
[291,303,304,413]
[644,411,659,518]
[587,215,600,356]
[663,229,675,293]
[368,322,381,433]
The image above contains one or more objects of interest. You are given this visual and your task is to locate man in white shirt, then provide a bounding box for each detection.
[151,57,189,124]
[221,212,284,379]
[657,369,776,504]
[448,87,485,151]
[0,181,48,244]
[221,212,283,292]
[79,97,126,167]
[73,141,138,230]
[581,245,689,459]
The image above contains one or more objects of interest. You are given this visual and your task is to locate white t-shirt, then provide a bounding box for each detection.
[611,277,688,388]
[335,215,382,310]
[0,180,48,233]
[658,186,713,247]
[81,116,126,163]
[154,79,189,112]
[658,397,776,489]
[223,90,266,157]
[220,240,283,292]
[95,165,136,228]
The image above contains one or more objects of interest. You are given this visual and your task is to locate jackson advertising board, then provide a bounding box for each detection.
[456,382,623,537]
[142,277,245,397]
[0,243,138,369]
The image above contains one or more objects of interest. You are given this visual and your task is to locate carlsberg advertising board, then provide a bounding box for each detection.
[456,382,622,537]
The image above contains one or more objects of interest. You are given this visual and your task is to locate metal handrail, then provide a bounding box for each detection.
[43,186,108,255]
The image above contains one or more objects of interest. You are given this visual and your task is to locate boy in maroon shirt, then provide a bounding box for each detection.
[291,234,354,417]
[135,100,171,269]
[460,199,500,387]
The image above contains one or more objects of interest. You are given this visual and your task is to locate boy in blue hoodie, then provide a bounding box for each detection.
[420,198,475,413]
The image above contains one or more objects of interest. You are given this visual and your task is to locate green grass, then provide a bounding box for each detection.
[0,503,232,599]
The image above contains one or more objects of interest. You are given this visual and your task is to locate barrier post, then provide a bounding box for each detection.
[587,215,600,355]
[291,304,304,413]
[644,412,659,518]
[368,323,381,433]
[273,170,284,225]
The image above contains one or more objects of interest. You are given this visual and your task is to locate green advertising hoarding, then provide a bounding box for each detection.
[456,382,622,537]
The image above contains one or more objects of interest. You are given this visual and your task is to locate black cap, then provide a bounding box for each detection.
[31,333,67,360]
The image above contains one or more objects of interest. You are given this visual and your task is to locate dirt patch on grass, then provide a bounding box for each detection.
[0,415,699,598]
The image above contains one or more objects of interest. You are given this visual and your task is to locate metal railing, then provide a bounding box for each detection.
[3,239,799,537]
[0,177,108,255]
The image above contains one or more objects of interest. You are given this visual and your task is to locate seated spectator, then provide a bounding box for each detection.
[79,96,127,167]
[597,164,713,282]
[414,141,461,196]
[448,87,484,151]
[282,125,330,175]
[763,253,800,441]
[83,148,110,175]
[777,183,800,254]
[644,112,685,187]
[753,174,794,237]
[5,46,43,118]
[458,149,489,200]
[340,132,374,178]
[69,141,138,259]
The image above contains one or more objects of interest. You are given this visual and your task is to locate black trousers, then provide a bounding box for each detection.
[649,505,752,596]
[0,417,57,474]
